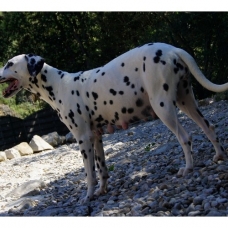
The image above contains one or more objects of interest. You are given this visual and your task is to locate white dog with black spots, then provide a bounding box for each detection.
[0,43,227,203]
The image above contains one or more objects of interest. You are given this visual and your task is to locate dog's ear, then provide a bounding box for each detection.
[25,54,45,77]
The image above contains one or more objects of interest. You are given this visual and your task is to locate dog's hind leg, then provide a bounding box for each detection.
[149,94,194,176]
[176,79,226,162]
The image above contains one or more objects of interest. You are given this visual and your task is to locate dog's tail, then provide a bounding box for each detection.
[176,48,228,93]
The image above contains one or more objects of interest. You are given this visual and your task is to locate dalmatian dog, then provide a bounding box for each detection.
[0,43,228,203]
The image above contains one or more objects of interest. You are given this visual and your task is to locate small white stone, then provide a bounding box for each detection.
[5,148,21,159]
[0,152,7,162]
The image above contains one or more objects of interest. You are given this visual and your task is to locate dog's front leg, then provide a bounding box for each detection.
[93,134,109,196]
[78,135,97,204]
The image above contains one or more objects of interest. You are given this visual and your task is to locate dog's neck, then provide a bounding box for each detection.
[26,63,74,110]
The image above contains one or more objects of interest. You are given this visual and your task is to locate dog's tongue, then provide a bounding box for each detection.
[3,79,18,96]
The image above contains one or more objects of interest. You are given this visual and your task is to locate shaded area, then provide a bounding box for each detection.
[0,107,68,150]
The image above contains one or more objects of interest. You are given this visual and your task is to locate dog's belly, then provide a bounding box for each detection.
[90,93,154,132]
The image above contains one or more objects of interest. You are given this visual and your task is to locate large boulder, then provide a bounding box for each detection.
[5,148,21,159]
[0,152,7,162]
[13,142,33,156]
[41,131,65,147]
[29,135,54,152]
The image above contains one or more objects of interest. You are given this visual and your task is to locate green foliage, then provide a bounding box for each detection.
[144,143,156,152]
[1,12,228,118]
[0,84,47,118]
[108,164,115,171]
[214,91,228,101]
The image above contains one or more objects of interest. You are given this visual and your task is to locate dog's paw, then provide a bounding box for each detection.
[80,195,93,204]
[177,167,193,177]
[213,153,227,163]
[94,187,107,196]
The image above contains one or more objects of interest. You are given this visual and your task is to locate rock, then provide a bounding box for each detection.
[29,135,54,152]
[65,132,76,143]
[0,152,7,161]
[6,180,46,198]
[193,196,204,205]
[105,148,113,155]
[5,148,21,159]
[206,210,224,216]
[188,210,201,216]
[13,142,33,156]
[42,132,66,147]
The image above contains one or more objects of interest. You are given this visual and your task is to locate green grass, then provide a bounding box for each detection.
[108,164,115,171]
[144,142,156,152]
[0,84,45,118]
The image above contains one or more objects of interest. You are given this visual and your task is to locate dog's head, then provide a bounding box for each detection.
[0,54,44,98]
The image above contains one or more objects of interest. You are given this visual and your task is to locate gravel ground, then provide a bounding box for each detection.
[0,99,228,216]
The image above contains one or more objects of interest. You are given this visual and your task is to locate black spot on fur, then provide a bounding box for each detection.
[160,60,166,65]
[156,50,162,56]
[74,76,80,81]
[163,83,169,91]
[95,115,104,122]
[135,68,138,71]
[79,140,83,144]
[160,102,164,107]
[123,76,129,83]
[109,100,113,105]
[143,63,146,72]
[94,79,97,83]
[141,106,152,117]
[92,92,98,100]
[41,74,47,82]
[141,87,144,93]
[4,61,14,70]
[86,92,89,98]
[101,72,105,76]
[119,91,124,95]
[122,107,127,114]
[128,108,134,114]
[76,90,80,96]
[114,112,119,120]
[96,69,100,73]
[121,63,125,67]
[174,68,179,74]
[104,101,107,105]
[83,153,87,159]
[110,89,117,96]
[197,108,204,118]
[136,98,144,107]
[153,56,160,63]
[204,119,210,128]
[71,90,74,95]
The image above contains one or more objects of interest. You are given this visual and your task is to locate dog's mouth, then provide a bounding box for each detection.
[0,77,20,98]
